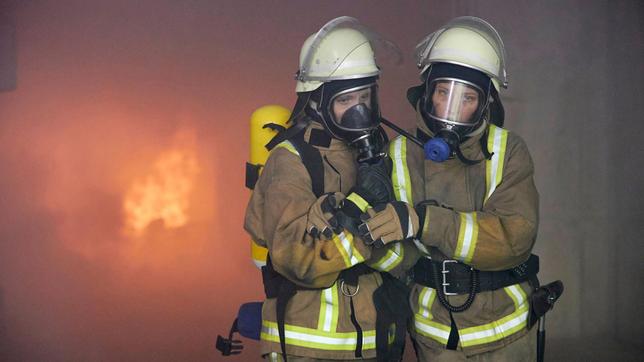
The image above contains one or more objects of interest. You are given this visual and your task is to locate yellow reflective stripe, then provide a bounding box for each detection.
[390,136,413,204]
[332,231,364,267]
[458,305,528,347]
[387,324,396,346]
[457,284,529,347]
[485,125,508,204]
[420,206,431,242]
[414,315,451,345]
[413,283,530,348]
[273,140,300,156]
[317,283,339,332]
[417,286,436,319]
[261,321,376,351]
[454,212,479,263]
[505,284,528,308]
[369,242,404,271]
[413,286,449,344]
[346,192,370,212]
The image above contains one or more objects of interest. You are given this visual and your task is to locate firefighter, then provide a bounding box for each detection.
[244,16,417,361]
[365,16,541,360]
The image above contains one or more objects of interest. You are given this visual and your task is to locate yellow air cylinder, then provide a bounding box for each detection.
[248,105,291,268]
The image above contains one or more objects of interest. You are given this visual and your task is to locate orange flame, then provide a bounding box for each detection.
[123,131,200,235]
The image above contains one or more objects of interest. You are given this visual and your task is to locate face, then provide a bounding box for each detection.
[431,81,480,124]
[332,88,372,123]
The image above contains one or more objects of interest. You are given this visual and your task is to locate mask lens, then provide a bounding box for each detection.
[428,80,482,125]
[330,84,380,131]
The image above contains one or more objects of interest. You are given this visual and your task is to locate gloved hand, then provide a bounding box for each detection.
[358,201,419,248]
[351,159,394,207]
[306,193,344,240]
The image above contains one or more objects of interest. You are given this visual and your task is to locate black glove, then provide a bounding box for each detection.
[351,159,394,207]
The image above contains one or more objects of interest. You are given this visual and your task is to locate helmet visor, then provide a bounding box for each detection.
[426,79,484,126]
[329,84,380,132]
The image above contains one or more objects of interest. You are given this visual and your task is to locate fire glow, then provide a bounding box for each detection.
[123,131,200,236]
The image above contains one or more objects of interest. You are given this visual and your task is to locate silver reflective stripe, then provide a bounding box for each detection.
[390,137,412,204]
[332,232,364,267]
[458,308,528,346]
[457,284,529,347]
[413,318,450,345]
[418,287,435,319]
[414,285,529,348]
[413,239,430,256]
[370,242,404,271]
[454,212,478,263]
[406,214,414,238]
[318,285,338,332]
[262,321,376,351]
[506,284,527,307]
[414,286,450,344]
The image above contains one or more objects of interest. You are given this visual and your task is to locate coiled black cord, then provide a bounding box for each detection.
[431,261,479,313]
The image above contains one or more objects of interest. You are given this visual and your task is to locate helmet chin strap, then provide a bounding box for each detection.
[453,118,489,164]
[454,144,483,165]
[464,118,487,138]
[453,119,490,165]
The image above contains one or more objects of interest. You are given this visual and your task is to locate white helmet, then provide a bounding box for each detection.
[415,16,508,90]
[408,17,508,164]
[295,17,380,93]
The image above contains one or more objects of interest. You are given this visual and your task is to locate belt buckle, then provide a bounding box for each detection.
[441,260,458,296]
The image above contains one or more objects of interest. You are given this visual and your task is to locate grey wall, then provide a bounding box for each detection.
[0,0,17,91]
[410,2,644,359]
[0,0,642,361]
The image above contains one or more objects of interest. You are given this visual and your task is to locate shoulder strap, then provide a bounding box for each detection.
[265,118,309,151]
[288,129,325,198]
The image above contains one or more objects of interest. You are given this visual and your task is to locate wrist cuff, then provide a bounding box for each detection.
[346,192,370,213]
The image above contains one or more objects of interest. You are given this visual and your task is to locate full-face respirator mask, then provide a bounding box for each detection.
[418,63,492,164]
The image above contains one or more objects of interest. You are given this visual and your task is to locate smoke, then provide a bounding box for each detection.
[0,1,423,360]
[0,2,269,360]
[0,95,258,361]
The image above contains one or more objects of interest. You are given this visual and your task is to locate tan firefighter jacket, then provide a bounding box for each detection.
[244,121,415,360]
[385,114,539,356]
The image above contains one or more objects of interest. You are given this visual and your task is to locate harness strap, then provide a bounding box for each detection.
[446,312,460,350]
[285,128,325,198]
[373,272,411,362]
[276,281,297,361]
[263,259,378,359]
[265,112,310,151]
[348,296,364,357]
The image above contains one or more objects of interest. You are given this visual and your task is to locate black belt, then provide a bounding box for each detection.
[412,254,539,295]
